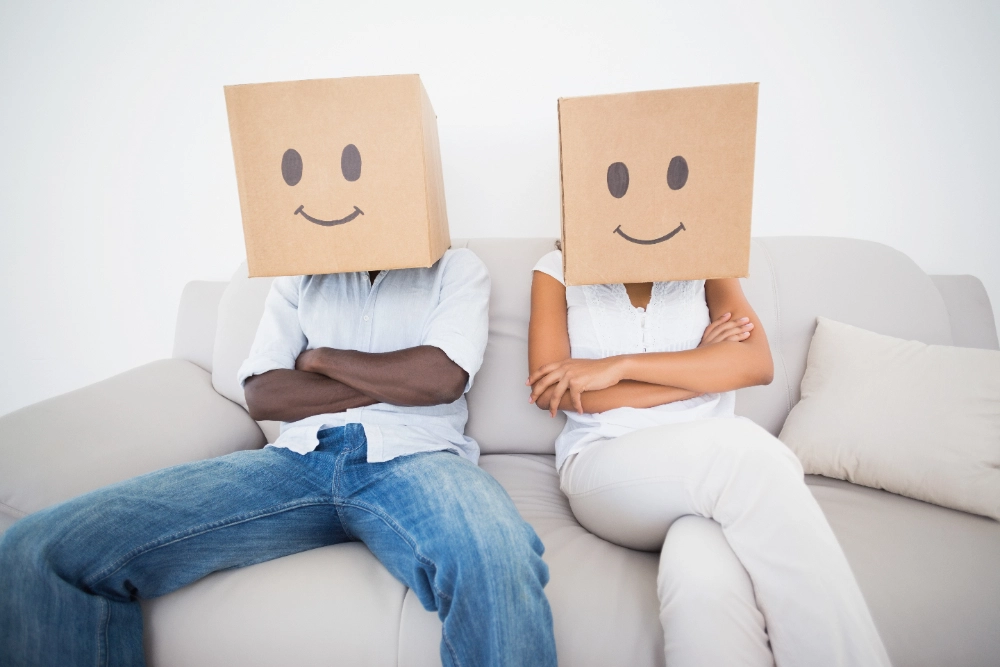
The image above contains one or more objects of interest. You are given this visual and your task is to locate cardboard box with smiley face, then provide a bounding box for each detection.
[225,74,449,277]
[558,82,759,285]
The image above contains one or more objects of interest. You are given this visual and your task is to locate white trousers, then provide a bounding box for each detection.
[559,418,891,667]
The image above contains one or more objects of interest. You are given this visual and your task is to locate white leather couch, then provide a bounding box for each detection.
[1,237,998,666]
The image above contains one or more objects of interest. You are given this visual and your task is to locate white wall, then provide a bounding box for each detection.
[2,0,998,416]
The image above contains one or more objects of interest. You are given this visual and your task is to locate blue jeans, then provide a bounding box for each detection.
[0,424,556,667]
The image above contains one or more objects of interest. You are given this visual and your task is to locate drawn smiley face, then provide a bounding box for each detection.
[280,144,364,226]
[557,83,758,285]
[226,74,451,278]
[606,155,690,244]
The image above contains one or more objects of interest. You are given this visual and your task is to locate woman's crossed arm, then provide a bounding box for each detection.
[527,272,773,416]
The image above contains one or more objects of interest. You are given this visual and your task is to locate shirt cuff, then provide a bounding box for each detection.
[424,337,482,393]
[237,351,297,388]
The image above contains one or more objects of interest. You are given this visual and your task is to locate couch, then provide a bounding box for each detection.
[1,237,998,666]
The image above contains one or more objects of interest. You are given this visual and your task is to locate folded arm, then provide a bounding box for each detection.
[528,272,773,415]
[295,345,469,407]
[528,271,702,415]
[244,369,377,422]
[627,278,773,391]
[536,380,702,415]
[244,345,468,422]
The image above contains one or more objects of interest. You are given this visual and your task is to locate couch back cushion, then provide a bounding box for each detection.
[736,237,953,434]
[212,264,275,407]
[211,236,955,453]
[460,239,568,454]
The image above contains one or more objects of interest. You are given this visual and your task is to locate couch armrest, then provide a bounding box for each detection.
[173,280,228,373]
[0,359,265,531]
[930,275,1000,351]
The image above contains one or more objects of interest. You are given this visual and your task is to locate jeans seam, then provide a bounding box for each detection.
[338,497,453,603]
[332,431,367,543]
[83,498,338,590]
[98,596,109,667]
[442,628,462,667]
[334,497,355,542]
[330,425,366,492]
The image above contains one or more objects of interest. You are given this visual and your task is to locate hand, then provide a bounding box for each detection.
[700,312,753,346]
[294,347,329,374]
[527,357,625,416]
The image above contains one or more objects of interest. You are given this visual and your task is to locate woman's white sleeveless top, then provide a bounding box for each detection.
[533,250,735,470]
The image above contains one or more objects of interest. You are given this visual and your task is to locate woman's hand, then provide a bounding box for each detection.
[528,357,625,416]
[699,312,754,347]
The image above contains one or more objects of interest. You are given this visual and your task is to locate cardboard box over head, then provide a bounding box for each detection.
[225,74,450,278]
[558,82,759,286]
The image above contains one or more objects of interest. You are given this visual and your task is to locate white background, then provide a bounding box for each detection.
[1,0,998,416]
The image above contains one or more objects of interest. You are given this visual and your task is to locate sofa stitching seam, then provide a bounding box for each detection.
[0,500,27,518]
[758,240,792,415]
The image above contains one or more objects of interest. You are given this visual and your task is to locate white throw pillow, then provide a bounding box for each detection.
[779,317,1000,520]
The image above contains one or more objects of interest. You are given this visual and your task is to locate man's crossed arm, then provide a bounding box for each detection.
[244,346,469,423]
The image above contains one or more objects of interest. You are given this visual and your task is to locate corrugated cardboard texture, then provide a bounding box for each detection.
[559,82,759,286]
[225,74,449,277]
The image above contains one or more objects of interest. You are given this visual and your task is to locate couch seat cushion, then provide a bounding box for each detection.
[141,454,1000,667]
[478,454,664,666]
[142,542,407,667]
[807,474,1000,667]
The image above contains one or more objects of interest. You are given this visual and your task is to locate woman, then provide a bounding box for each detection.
[527,247,890,667]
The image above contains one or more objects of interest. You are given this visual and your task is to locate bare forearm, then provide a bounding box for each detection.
[536,380,700,414]
[299,346,467,407]
[619,344,773,394]
[244,369,377,422]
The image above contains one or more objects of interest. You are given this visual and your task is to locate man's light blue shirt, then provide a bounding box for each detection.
[237,248,490,464]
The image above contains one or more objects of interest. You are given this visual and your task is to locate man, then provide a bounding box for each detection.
[0,250,558,666]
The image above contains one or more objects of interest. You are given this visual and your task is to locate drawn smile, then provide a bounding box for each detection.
[613,222,686,245]
[294,205,364,227]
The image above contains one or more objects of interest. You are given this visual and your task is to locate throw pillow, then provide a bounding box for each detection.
[779,317,1000,520]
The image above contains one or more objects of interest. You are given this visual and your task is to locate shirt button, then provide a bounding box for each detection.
[363,315,370,322]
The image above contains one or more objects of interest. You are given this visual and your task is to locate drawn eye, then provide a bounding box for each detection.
[281,149,302,186]
[667,156,688,190]
[607,162,629,198]
[341,144,362,182]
